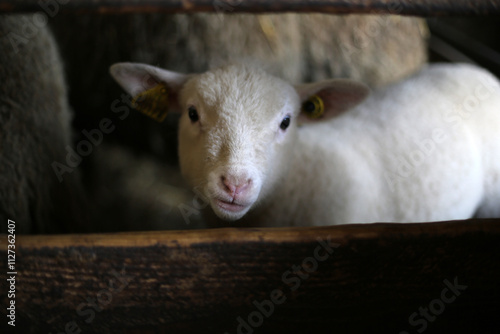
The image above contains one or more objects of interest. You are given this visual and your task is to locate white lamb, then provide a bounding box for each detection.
[110,62,500,227]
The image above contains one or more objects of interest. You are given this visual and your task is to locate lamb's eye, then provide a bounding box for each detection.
[280,115,291,130]
[188,106,199,123]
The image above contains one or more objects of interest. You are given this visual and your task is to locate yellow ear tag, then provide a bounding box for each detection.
[302,95,325,119]
[132,83,169,123]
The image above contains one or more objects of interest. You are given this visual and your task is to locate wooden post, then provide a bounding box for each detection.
[1,219,499,333]
[0,0,498,15]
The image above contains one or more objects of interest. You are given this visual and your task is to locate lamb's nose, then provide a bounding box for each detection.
[221,175,251,197]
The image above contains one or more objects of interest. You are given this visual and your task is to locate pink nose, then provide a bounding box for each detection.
[221,175,251,197]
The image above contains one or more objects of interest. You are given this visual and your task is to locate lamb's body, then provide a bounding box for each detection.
[111,62,500,227]
[248,64,500,226]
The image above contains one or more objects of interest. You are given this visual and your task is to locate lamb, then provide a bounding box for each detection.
[110,62,500,227]
[49,13,427,230]
[0,15,88,234]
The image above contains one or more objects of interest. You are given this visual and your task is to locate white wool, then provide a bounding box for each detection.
[110,62,500,227]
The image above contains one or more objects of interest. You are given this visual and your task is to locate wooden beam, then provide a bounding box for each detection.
[1,219,499,333]
[0,0,498,16]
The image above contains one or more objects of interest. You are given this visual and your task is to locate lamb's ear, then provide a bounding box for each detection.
[295,79,370,123]
[109,62,190,122]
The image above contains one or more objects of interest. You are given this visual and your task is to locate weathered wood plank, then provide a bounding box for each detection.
[0,0,498,16]
[1,219,499,333]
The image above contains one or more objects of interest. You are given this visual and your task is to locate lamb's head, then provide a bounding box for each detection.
[110,63,369,221]
[176,65,303,221]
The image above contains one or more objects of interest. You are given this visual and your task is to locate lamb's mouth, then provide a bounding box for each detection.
[215,199,249,213]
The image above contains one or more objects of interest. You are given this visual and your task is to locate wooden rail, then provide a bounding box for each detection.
[0,0,498,16]
[1,219,499,333]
